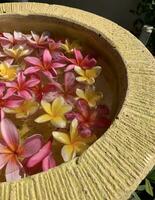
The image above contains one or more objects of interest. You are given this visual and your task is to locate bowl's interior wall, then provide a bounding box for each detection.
[0,14,127,121]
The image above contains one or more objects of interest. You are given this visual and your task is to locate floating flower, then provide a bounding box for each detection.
[64,49,97,71]
[52,119,90,162]
[66,99,110,137]
[3,45,33,61]
[74,66,102,85]
[44,72,77,104]
[0,83,23,119]
[0,61,18,81]
[48,39,63,59]
[25,140,56,173]
[61,39,81,54]
[0,31,26,47]
[5,72,40,100]
[24,49,65,79]
[0,118,43,181]
[4,100,39,118]
[76,86,103,107]
[26,31,49,48]
[35,96,72,128]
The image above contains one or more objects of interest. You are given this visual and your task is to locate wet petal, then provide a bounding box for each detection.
[5,157,23,182]
[1,118,19,151]
[64,72,75,91]
[41,101,52,115]
[76,99,90,118]
[43,49,52,64]
[61,145,75,162]
[35,114,52,123]
[42,153,56,171]
[25,78,40,88]
[26,141,52,168]
[24,56,42,66]
[74,49,83,63]
[51,117,67,128]
[74,66,84,76]
[24,66,40,75]
[19,90,32,99]
[52,131,70,144]
[22,134,44,158]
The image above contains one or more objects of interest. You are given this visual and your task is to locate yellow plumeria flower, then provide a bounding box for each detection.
[3,45,32,61]
[35,96,72,128]
[5,100,39,118]
[76,86,103,107]
[0,61,18,81]
[61,39,81,54]
[74,66,102,85]
[52,119,95,162]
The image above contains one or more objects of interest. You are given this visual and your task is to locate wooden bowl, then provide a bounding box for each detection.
[0,3,154,200]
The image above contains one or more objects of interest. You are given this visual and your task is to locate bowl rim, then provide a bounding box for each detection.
[0,3,155,200]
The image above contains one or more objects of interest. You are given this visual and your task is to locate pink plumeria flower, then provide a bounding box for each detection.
[24,49,66,79]
[66,99,111,137]
[5,72,40,100]
[63,49,97,72]
[0,118,43,181]
[44,72,77,104]
[0,83,23,119]
[26,31,49,48]
[0,31,26,48]
[48,39,63,59]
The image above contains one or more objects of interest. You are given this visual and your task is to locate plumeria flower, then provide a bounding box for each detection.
[74,66,102,85]
[48,39,63,59]
[0,31,26,48]
[44,72,77,104]
[3,45,33,61]
[76,86,103,107]
[63,49,97,72]
[25,140,56,173]
[0,61,18,81]
[26,31,49,48]
[52,119,94,162]
[0,83,23,120]
[0,118,43,181]
[5,72,40,99]
[66,99,111,137]
[35,96,72,128]
[24,49,65,79]
[4,100,39,119]
[61,39,81,54]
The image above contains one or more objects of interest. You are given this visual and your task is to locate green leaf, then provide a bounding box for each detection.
[147,168,155,181]
[132,192,141,200]
[145,179,154,196]
[137,185,145,191]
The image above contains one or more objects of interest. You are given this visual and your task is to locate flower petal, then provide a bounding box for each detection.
[26,141,52,168]
[43,49,52,64]
[51,117,67,128]
[42,153,56,171]
[52,131,70,144]
[1,118,19,151]
[74,49,83,63]
[19,90,32,99]
[22,134,44,158]
[74,66,84,76]
[5,156,23,182]
[41,101,52,115]
[0,154,11,170]
[24,56,42,66]
[24,66,40,75]
[35,114,52,123]
[70,119,78,142]
[61,145,75,162]
[76,99,90,118]
[25,78,40,88]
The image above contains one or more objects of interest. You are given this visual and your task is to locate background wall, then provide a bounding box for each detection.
[26,0,139,31]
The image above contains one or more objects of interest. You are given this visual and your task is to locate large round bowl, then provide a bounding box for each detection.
[0,3,154,200]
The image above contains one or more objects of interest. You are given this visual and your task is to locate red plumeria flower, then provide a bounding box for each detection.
[32,83,57,102]
[26,31,49,48]
[63,49,97,72]
[44,72,77,104]
[24,49,66,79]
[0,83,23,119]
[0,118,43,181]
[0,31,26,48]
[24,140,56,174]
[5,72,40,100]
[66,99,111,137]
